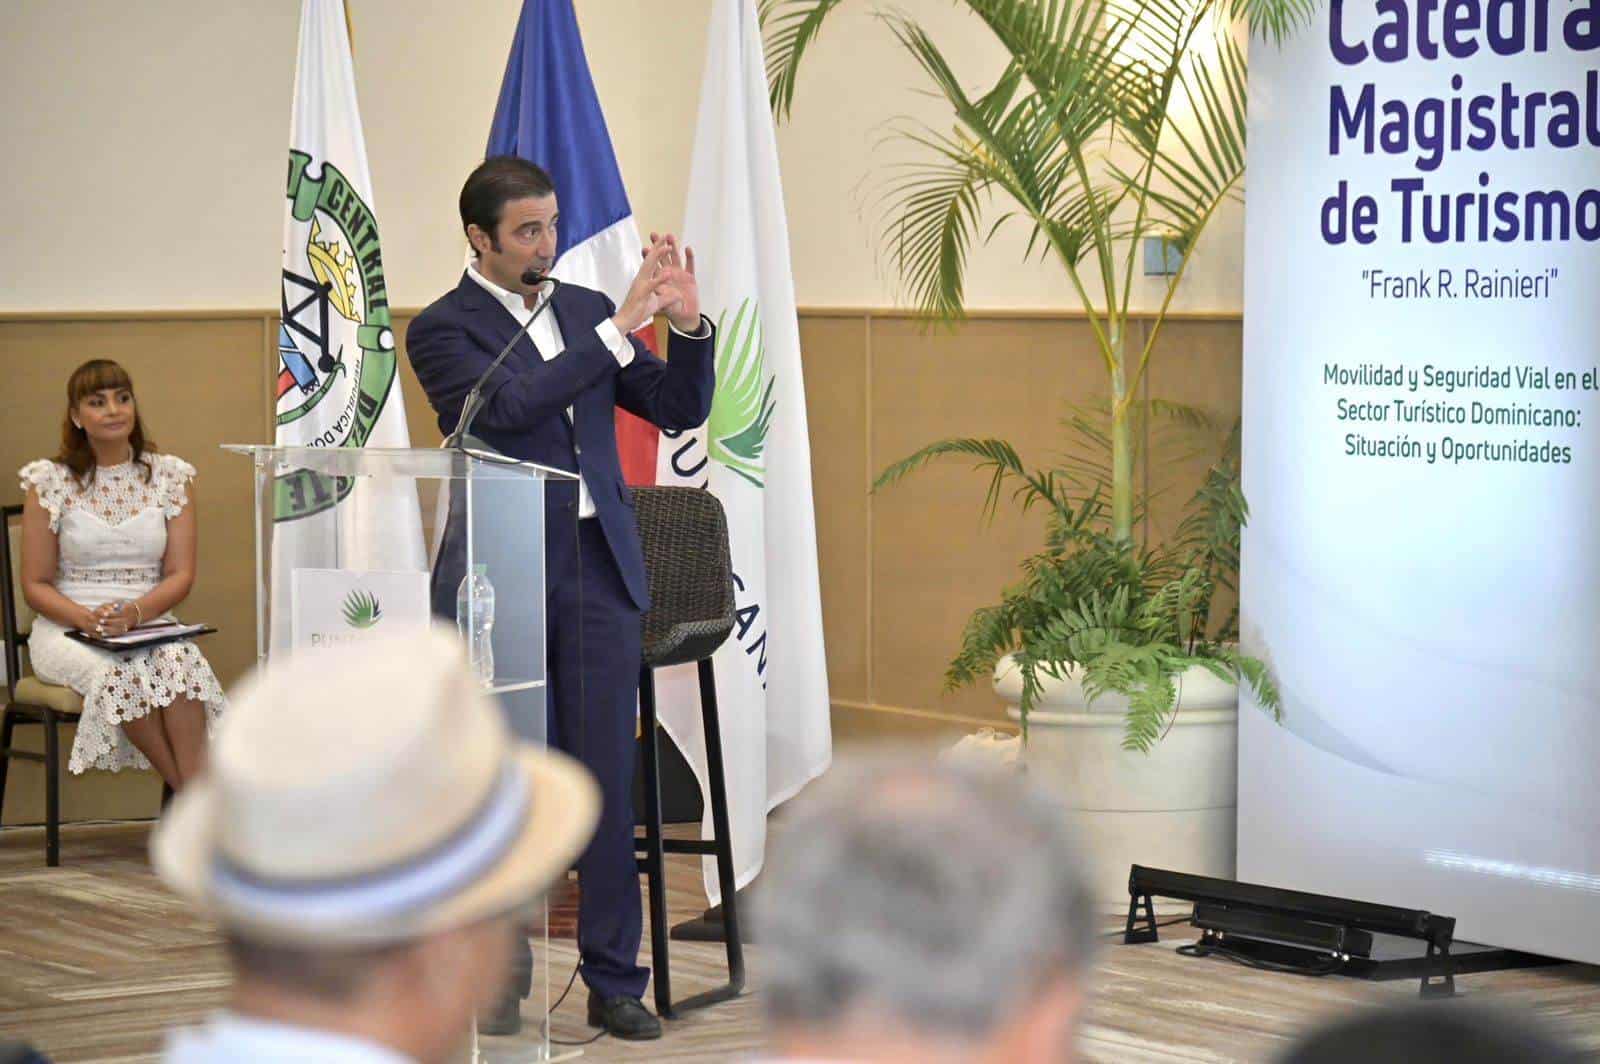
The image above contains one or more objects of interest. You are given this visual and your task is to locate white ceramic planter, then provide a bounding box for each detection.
[993,654,1238,911]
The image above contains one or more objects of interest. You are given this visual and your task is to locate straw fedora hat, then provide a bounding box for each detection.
[152,625,599,946]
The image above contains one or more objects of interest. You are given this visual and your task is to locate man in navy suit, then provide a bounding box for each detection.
[406,156,714,1041]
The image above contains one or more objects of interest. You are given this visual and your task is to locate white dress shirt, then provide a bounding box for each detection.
[163,1012,414,1064]
[466,263,634,519]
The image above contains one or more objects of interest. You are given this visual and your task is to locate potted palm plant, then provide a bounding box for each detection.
[764,0,1308,899]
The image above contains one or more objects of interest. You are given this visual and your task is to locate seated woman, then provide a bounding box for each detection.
[17,359,224,791]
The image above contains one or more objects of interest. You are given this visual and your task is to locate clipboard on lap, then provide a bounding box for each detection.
[64,621,217,654]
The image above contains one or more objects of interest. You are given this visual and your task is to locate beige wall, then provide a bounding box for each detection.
[0,0,1244,314]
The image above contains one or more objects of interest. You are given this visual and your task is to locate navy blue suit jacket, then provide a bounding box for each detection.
[406,272,715,612]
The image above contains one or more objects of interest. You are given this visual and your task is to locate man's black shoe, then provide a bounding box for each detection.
[476,990,522,1037]
[586,991,662,1040]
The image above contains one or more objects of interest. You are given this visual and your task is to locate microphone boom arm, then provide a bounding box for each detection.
[443,273,561,450]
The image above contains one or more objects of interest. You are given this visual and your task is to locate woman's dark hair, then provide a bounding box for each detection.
[459,156,556,254]
[57,359,155,486]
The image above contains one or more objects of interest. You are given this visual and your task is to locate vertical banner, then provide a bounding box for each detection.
[1241,0,1600,961]
[656,0,832,904]
[273,0,424,655]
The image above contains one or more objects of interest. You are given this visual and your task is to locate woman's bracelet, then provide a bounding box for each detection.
[129,600,145,627]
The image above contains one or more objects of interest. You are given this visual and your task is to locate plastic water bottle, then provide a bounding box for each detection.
[456,564,495,688]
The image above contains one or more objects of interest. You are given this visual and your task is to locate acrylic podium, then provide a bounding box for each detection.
[225,443,577,1062]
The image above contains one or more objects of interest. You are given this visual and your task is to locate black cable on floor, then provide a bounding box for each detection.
[550,1028,607,1048]
[549,946,583,1014]
[545,945,609,1048]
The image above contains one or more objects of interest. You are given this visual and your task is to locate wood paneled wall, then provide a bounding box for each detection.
[0,308,1240,824]
[800,310,1243,743]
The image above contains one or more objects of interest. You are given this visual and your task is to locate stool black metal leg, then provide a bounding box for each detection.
[697,658,745,997]
[0,710,16,826]
[636,666,673,1018]
[649,659,746,1015]
[43,711,61,867]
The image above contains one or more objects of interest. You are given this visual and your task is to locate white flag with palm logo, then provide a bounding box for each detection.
[272,0,423,653]
[655,0,832,904]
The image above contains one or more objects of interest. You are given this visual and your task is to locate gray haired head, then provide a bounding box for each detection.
[756,753,1096,1038]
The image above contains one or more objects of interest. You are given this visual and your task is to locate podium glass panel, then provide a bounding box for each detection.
[225,444,575,1062]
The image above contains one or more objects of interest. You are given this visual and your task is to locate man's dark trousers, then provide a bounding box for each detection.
[408,273,716,1002]
[550,518,647,999]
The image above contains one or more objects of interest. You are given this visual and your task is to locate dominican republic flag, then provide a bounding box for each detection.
[655,0,832,904]
[487,0,830,904]
[273,0,423,654]
[486,0,659,485]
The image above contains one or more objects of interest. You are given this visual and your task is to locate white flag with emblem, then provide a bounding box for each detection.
[655,0,833,904]
[272,0,423,653]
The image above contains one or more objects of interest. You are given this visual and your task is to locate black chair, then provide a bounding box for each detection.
[0,504,169,865]
[0,503,87,866]
[632,486,745,1018]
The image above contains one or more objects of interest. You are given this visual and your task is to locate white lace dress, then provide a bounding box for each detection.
[18,455,225,774]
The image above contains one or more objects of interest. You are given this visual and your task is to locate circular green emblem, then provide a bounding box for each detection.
[275,150,397,523]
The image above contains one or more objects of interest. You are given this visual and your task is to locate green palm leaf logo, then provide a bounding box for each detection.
[341,589,382,629]
[708,299,777,489]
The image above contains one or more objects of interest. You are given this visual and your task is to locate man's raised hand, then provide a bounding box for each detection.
[645,233,700,332]
[610,240,676,334]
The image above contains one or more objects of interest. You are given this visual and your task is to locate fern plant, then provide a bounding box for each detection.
[886,409,1278,750]
[761,0,1307,748]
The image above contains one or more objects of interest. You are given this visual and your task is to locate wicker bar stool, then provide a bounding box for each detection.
[631,485,745,1017]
